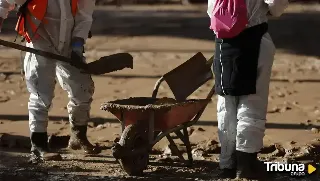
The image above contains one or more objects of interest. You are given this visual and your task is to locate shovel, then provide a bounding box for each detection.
[0,39,133,75]
[153,52,214,101]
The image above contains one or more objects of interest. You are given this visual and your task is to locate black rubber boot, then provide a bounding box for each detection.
[29,132,62,164]
[216,168,237,179]
[236,151,267,180]
[216,154,237,179]
[68,125,101,154]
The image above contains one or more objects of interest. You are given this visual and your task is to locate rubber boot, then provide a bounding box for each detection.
[68,125,101,154]
[236,151,267,180]
[29,132,62,164]
[217,168,237,179]
[216,154,237,179]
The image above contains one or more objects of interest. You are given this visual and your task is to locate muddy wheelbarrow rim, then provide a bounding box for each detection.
[100,97,211,112]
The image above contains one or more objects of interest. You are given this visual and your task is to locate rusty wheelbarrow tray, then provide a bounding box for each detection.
[100,52,215,176]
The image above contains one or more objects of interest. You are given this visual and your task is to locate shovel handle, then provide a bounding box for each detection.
[0,39,71,63]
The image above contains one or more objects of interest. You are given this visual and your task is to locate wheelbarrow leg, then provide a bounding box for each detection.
[182,127,193,165]
[174,129,193,166]
[149,111,155,144]
[120,111,125,133]
[147,111,155,165]
[166,135,185,162]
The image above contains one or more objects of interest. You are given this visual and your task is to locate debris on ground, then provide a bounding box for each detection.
[204,139,220,154]
[310,127,319,134]
[162,144,186,156]
[96,124,106,131]
[197,127,205,132]
[0,95,9,103]
[271,143,286,157]
[192,148,206,160]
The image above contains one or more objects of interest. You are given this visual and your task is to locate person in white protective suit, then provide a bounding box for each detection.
[0,0,99,163]
[207,0,289,179]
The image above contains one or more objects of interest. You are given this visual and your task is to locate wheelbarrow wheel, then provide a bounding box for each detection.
[118,124,149,176]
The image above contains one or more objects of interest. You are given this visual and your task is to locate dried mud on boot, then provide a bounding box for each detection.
[68,126,102,155]
[68,137,102,155]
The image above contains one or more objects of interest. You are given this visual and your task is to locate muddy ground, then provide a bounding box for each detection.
[0,3,319,181]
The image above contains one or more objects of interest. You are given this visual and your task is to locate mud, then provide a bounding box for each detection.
[101,97,210,111]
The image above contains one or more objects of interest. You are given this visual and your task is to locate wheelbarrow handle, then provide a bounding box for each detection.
[0,38,71,63]
[207,55,214,66]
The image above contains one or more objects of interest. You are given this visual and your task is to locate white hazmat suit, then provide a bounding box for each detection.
[0,0,95,133]
[207,0,289,170]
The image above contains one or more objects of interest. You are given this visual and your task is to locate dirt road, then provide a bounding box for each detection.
[0,3,319,181]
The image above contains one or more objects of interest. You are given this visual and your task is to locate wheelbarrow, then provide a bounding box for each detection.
[100,52,215,176]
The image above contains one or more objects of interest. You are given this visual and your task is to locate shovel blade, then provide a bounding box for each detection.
[163,52,213,101]
[86,53,133,75]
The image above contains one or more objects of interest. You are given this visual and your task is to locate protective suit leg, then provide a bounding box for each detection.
[236,33,275,179]
[56,61,94,127]
[56,60,99,154]
[236,33,275,153]
[216,95,238,178]
[25,42,56,132]
[217,95,238,166]
[24,41,61,163]
[216,33,275,179]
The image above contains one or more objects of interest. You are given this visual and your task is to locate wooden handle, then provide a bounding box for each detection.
[0,39,71,63]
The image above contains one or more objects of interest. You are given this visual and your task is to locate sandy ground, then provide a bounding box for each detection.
[0,3,319,181]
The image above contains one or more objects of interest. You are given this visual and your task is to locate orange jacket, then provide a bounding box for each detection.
[16,0,78,43]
